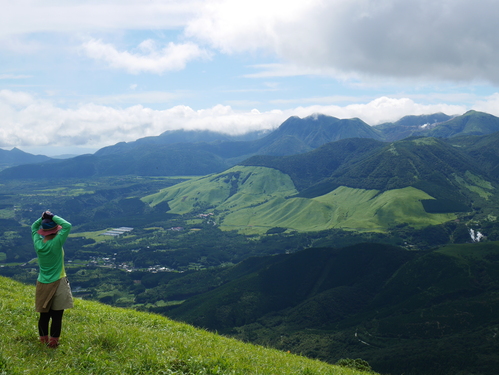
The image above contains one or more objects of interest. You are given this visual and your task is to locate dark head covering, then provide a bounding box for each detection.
[37,219,62,236]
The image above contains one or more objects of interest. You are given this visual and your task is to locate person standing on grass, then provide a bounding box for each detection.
[31,211,74,348]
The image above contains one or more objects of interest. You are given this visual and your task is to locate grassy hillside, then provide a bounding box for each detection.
[326,137,487,192]
[166,243,415,331]
[449,131,499,180]
[143,166,298,215]
[425,110,499,138]
[240,138,386,191]
[223,186,456,232]
[0,148,51,171]
[143,166,457,234]
[0,276,374,375]
[374,113,453,141]
[261,115,383,149]
[162,242,499,375]
[141,136,497,235]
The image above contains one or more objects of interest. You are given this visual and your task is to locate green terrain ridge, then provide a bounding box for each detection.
[143,135,496,234]
[4,110,499,179]
[143,165,457,233]
[449,130,499,179]
[240,138,386,191]
[0,276,374,375]
[424,110,499,138]
[161,242,499,375]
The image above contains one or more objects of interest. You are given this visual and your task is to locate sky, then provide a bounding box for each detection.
[2,0,499,156]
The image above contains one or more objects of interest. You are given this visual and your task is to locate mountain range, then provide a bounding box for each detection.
[3,110,499,375]
[2,110,499,179]
[142,133,497,234]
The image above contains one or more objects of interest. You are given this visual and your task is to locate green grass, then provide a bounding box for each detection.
[453,172,494,199]
[224,186,456,234]
[35,187,90,195]
[143,166,298,215]
[143,166,456,234]
[69,229,135,243]
[0,276,374,375]
[0,209,15,219]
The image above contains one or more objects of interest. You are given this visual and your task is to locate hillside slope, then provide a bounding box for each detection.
[375,112,453,141]
[323,137,491,195]
[449,131,499,179]
[0,114,386,179]
[143,165,458,233]
[0,147,51,170]
[0,276,373,375]
[374,110,499,141]
[143,135,497,234]
[3,111,499,179]
[163,242,499,375]
[240,138,386,191]
[424,110,499,138]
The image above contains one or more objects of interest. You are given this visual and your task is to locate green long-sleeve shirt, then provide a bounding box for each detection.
[31,215,72,284]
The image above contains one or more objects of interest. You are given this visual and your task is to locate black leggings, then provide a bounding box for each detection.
[38,309,64,338]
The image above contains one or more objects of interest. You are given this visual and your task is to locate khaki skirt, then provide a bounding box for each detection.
[35,277,74,313]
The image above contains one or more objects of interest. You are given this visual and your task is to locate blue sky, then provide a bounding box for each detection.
[2,0,499,156]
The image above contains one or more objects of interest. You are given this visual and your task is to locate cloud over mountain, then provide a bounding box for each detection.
[0,89,468,150]
[1,1,498,154]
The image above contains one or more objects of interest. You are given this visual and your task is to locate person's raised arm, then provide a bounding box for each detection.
[52,215,72,243]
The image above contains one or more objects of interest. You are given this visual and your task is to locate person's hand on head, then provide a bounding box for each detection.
[42,211,54,220]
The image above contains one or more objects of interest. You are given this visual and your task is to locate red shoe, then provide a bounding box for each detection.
[48,337,59,348]
[39,335,49,344]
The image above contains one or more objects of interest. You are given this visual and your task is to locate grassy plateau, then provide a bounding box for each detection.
[143,166,456,234]
[0,276,375,375]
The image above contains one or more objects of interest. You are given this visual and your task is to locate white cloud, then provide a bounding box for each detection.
[0,0,202,36]
[472,93,499,115]
[80,38,212,74]
[187,0,499,84]
[90,91,185,106]
[4,1,499,84]
[0,89,479,151]
[243,63,345,79]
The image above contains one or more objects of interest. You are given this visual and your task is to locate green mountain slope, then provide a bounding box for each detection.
[143,136,494,234]
[260,114,384,149]
[374,111,499,141]
[449,131,499,179]
[0,276,373,375]
[298,137,495,211]
[166,243,414,330]
[424,110,499,138]
[240,138,386,191]
[0,114,385,179]
[0,147,51,170]
[3,111,499,179]
[142,165,457,233]
[163,242,499,375]
[375,112,453,141]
